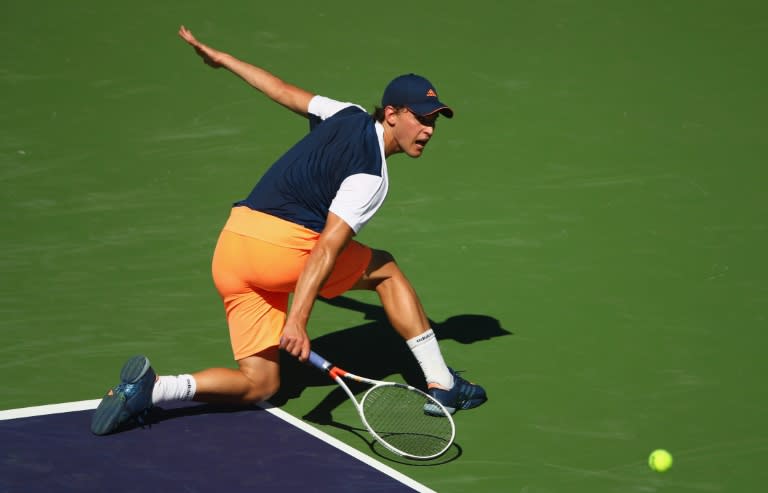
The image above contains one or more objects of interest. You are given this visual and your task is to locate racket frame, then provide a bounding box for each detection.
[307,351,455,460]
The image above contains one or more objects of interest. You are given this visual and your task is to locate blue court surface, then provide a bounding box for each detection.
[0,400,434,493]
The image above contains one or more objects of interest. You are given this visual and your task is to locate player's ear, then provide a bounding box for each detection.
[384,105,401,126]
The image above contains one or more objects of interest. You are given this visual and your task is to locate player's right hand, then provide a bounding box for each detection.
[279,322,311,362]
[178,25,224,68]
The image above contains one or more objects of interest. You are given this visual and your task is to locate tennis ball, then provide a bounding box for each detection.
[648,449,673,472]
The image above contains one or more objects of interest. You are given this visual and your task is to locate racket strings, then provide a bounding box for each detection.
[361,385,453,459]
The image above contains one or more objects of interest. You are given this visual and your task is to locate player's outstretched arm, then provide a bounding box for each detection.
[178,25,314,116]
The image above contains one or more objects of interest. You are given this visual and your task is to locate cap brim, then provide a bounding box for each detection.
[408,101,454,119]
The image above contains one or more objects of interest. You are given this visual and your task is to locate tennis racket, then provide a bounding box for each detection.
[307,350,455,460]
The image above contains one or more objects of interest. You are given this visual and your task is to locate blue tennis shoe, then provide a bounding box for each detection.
[424,368,487,416]
[90,355,156,435]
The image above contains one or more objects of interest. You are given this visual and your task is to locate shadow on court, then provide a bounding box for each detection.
[270,296,511,428]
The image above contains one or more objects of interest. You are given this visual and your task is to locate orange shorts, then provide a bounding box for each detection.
[211,207,372,360]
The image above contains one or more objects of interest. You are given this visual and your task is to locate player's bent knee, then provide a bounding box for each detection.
[259,378,280,402]
[370,248,396,269]
[241,374,279,403]
[237,349,280,403]
[353,249,400,291]
[366,249,402,280]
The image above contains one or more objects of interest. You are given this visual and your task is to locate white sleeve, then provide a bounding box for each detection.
[308,95,365,121]
[329,173,388,234]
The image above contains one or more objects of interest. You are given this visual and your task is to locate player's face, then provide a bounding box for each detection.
[388,107,438,157]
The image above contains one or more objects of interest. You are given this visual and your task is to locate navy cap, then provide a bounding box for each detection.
[381,74,454,118]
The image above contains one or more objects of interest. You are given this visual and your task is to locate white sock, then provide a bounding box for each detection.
[406,329,454,389]
[151,374,197,405]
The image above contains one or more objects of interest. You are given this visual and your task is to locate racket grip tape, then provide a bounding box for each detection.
[307,351,332,371]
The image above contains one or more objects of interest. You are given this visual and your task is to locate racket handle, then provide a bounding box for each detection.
[307,351,332,372]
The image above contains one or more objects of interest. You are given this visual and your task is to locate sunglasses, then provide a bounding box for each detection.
[404,108,438,127]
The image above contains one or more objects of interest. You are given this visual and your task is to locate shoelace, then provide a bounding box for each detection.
[452,371,485,406]
[114,382,139,398]
[113,382,153,428]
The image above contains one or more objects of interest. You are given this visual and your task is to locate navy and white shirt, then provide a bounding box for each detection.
[235,96,389,234]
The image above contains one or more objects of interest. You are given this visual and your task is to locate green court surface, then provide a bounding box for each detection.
[2,1,767,491]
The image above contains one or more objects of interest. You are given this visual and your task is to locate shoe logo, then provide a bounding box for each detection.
[426,89,437,97]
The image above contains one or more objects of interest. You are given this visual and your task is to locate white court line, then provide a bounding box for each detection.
[0,399,436,493]
[0,399,102,420]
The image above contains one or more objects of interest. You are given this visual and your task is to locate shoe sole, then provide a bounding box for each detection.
[424,402,456,416]
[120,355,151,384]
[90,394,126,435]
[90,356,151,436]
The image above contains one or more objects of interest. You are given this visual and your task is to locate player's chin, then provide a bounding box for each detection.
[408,143,426,157]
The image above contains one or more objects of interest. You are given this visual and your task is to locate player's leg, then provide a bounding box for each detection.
[349,249,429,339]
[91,349,282,435]
[347,249,453,386]
[190,347,280,403]
[148,294,285,406]
[332,246,488,414]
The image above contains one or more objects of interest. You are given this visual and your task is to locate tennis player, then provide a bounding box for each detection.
[91,26,487,435]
